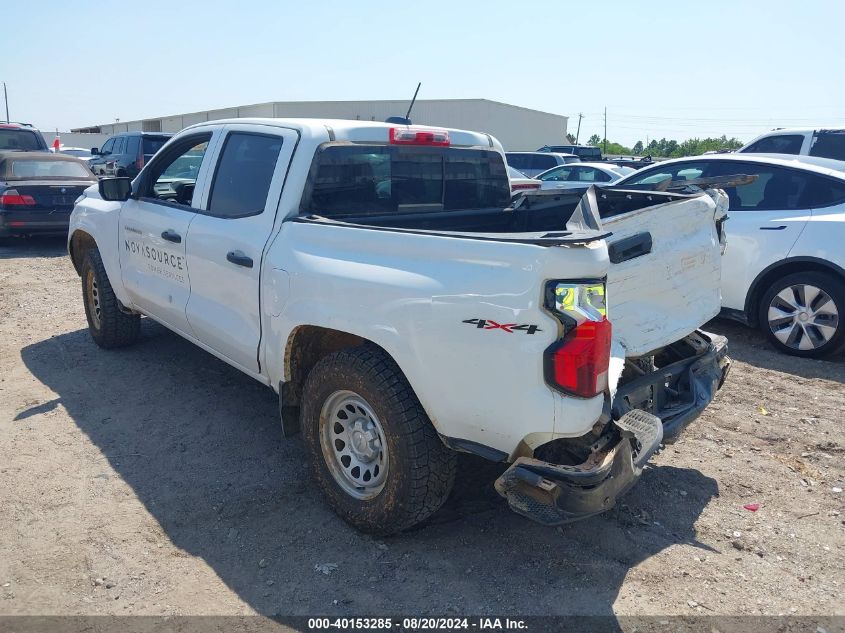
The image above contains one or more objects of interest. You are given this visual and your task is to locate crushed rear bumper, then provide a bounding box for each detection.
[495,331,730,525]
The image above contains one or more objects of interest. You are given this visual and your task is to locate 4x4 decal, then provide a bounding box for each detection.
[462,318,542,334]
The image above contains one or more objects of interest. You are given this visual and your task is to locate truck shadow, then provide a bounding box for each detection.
[21,323,719,620]
[705,318,845,382]
[0,235,67,259]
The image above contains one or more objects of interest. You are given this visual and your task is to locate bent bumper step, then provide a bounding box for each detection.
[494,410,663,526]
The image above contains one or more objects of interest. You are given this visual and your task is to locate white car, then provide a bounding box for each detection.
[617,154,845,357]
[56,147,95,162]
[739,128,845,161]
[67,118,729,532]
[507,165,540,194]
[505,151,580,177]
[535,162,633,190]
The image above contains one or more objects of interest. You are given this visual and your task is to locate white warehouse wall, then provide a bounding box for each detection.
[79,99,567,151]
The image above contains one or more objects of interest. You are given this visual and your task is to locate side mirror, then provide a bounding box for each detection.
[98,177,132,202]
[91,147,100,155]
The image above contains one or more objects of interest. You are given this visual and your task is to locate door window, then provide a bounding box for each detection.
[623,162,709,185]
[742,134,804,155]
[113,137,125,155]
[140,133,212,208]
[537,166,573,182]
[809,132,845,161]
[101,138,115,154]
[206,133,283,218]
[126,136,140,156]
[706,162,811,210]
[571,167,612,182]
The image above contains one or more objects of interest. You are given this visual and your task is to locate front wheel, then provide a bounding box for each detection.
[300,346,456,534]
[81,248,141,349]
[759,271,845,358]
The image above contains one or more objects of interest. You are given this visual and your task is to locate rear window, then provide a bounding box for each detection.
[142,136,169,156]
[9,159,91,179]
[0,129,45,151]
[809,132,845,161]
[304,145,510,217]
[533,154,558,170]
[741,134,804,155]
[575,148,602,160]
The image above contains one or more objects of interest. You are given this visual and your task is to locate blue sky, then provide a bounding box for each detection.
[2,0,843,146]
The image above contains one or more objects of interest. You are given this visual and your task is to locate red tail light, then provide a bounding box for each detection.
[389,127,450,146]
[135,156,144,171]
[545,318,611,398]
[0,190,36,207]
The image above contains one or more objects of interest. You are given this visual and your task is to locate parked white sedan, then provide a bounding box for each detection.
[535,162,633,190]
[616,154,845,357]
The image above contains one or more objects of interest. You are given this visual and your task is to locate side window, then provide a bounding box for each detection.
[506,154,528,170]
[799,173,845,208]
[101,138,115,154]
[707,162,810,211]
[572,167,612,182]
[207,132,283,218]
[624,162,709,186]
[538,166,572,182]
[809,132,845,161]
[141,133,212,207]
[112,137,125,155]
[533,154,558,171]
[742,134,804,155]
[126,136,140,156]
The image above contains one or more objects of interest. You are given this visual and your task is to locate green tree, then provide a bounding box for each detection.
[566,133,577,144]
[587,134,601,147]
[632,140,643,155]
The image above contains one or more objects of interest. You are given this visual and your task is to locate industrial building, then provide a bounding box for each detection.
[72,99,568,151]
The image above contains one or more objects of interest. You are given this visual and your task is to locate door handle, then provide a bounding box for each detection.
[161,229,182,243]
[226,250,254,268]
[760,225,787,231]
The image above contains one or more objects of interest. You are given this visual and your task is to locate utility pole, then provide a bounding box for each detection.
[3,83,9,123]
[603,107,607,156]
[575,113,583,145]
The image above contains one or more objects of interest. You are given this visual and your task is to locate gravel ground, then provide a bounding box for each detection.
[0,237,843,619]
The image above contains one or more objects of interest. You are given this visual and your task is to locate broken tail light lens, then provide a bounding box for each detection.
[0,190,37,207]
[544,281,611,398]
[389,127,450,146]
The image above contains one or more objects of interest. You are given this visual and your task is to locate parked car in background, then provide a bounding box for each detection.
[535,162,632,190]
[0,123,50,152]
[608,156,654,170]
[506,165,540,194]
[505,151,579,177]
[0,151,97,238]
[616,154,845,357]
[89,132,172,178]
[537,144,603,162]
[739,128,845,161]
[55,147,95,162]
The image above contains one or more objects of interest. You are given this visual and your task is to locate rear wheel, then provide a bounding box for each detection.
[300,346,456,534]
[81,248,141,349]
[759,271,845,358]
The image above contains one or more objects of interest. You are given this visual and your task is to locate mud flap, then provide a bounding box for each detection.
[494,410,663,526]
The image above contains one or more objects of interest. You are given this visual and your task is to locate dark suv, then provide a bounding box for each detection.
[537,144,604,162]
[89,132,172,178]
[0,123,50,152]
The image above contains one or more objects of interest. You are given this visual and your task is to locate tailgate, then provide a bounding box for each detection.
[600,188,727,357]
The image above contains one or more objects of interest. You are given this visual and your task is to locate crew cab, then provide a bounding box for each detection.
[68,119,730,533]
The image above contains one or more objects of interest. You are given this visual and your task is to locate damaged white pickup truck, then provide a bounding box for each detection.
[67,119,730,533]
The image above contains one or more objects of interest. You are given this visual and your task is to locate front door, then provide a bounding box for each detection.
[185,125,296,373]
[118,131,217,335]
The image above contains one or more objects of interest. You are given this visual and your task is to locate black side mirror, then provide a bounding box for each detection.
[91,147,100,155]
[99,177,132,202]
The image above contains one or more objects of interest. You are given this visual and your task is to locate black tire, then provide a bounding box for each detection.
[81,248,141,349]
[300,346,456,534]
[758,271,845,358]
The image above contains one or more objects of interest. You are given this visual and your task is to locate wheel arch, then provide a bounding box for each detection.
[68,229,98,276]
[745,256,845,327]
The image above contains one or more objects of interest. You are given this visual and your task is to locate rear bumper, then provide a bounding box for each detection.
[495,331,730,525]
[0,210,72,236]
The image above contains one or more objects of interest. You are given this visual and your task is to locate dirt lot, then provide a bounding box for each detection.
[1,237,843,619]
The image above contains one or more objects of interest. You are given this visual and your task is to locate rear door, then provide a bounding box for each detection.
[184,124,297,373]
[704,160,813,311]
[118,131,218,334]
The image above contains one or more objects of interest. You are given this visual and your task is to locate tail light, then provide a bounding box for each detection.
[0,189,36,207]
[389,127,450,146]
[511,183,541,192]
[543,281,611,398]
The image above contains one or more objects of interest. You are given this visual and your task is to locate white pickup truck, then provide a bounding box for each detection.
[68,119,730,533]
